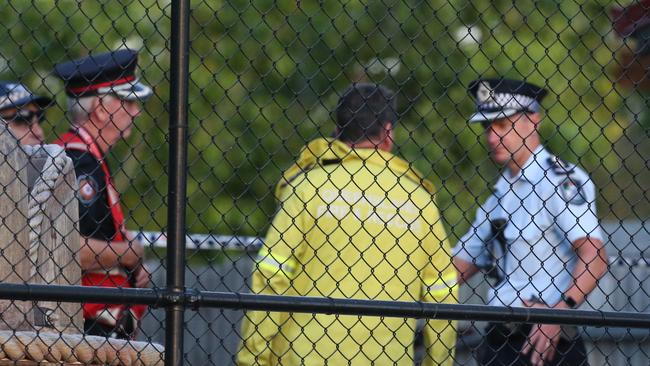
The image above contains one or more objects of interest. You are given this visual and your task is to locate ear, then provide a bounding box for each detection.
[380,122,394,152]
[87,97,109,127]
[384,122,394,141]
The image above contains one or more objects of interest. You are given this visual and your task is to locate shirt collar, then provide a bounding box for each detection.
[494,145,548,194]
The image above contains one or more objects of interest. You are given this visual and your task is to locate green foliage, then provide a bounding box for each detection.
[0,0,645,240]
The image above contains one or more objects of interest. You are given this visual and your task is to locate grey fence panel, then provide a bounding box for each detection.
[140,255,254,366]
[138,251,650,366]
[137,220,650,366]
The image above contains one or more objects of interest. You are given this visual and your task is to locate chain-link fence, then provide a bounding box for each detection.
[0,0,648,365]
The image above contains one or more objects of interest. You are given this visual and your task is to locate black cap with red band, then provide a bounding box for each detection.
[54,49,152,101]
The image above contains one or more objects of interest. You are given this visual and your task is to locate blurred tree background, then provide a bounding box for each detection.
[0,0,647,241]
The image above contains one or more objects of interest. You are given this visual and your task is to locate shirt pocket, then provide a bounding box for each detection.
[505,198,549,244]
[489,191,542,247]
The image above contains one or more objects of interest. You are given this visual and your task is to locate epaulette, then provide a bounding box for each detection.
[276,158,342,193]
[546,156,588,205]
[546,156,575,176]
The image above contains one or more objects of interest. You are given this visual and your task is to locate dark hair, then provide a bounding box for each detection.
[335,83,397,143]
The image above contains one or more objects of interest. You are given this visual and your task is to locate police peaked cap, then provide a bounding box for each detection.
[467,78,548,123]
[54,49,152,101]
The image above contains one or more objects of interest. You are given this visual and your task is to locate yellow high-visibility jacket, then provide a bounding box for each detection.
[237,138,457,366]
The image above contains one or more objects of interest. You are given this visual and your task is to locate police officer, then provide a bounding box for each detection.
[53,49,153,339]
[0,82,52,145]
[453,78,608,366]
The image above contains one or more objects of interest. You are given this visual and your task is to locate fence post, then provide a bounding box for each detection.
[165,0,191,365]
[0,125,33,330]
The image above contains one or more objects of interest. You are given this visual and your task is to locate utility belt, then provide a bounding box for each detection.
[486,322,579,342]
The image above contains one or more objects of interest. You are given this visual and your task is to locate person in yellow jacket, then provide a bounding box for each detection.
[237,83,458,366]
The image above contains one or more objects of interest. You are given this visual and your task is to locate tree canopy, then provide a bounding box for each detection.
[0,0,646,240]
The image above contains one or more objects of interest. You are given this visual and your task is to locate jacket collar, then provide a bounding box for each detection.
[276,138,436,199]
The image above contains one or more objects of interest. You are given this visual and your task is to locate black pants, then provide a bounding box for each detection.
[479,323,588,366]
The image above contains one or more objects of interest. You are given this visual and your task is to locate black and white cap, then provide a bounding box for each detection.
[54,49,152,102]
[0,82,52,112]
[467,78,548,123]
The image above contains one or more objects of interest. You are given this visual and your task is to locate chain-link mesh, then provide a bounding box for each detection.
[0,0,647,365]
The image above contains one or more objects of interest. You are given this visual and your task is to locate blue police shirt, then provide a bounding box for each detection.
[453,146,603,307]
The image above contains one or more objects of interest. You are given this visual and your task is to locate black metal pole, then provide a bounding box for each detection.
[0,284,648,329]
[197,291,650,329]
[166,0,190,365]
[0,284,164,305]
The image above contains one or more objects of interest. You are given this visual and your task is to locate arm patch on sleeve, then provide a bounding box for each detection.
[558,177,586,205]
[77,174,99,205]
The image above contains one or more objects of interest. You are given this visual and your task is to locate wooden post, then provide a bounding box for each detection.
[24,145,83,333]
[0,124,164,365]
[0,126,33,330]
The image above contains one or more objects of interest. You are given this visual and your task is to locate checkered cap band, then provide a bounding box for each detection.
[478,93,540,113]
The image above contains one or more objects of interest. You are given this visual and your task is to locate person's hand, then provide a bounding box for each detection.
[521,299,562,366]
[132,263,151,288]
[120,232,145,269]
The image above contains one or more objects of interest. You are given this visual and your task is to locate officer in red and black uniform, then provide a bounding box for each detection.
[52,49,153,339]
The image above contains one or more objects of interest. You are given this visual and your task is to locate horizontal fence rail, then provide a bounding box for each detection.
[0,283,648,329]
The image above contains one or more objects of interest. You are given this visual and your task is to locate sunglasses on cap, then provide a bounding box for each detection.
[1,109,45,124]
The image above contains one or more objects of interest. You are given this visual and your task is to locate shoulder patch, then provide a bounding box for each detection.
[547,156,575,175]
[76,174,99,205]
[558,177,586,205]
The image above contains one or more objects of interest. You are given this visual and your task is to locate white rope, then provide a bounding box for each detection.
[23,144,73,283]
[22,145,74,331]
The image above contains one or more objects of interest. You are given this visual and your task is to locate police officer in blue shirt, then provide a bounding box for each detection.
[453,78,608,366]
